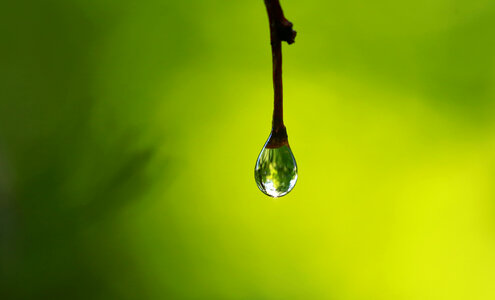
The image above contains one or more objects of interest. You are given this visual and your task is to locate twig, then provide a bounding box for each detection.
[264,0,296,148]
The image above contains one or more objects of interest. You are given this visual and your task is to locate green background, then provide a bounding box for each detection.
[2,0,495,299]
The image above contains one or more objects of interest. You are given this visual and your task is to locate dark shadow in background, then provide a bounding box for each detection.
[0,1,174,299]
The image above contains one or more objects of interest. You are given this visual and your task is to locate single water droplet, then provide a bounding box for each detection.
[255,132,298,198]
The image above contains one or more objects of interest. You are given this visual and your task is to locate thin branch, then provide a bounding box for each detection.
[264,0,296,148]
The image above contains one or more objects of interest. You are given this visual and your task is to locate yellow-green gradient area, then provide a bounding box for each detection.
[1,0,495,299]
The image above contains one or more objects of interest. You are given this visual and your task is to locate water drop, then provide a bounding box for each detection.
[255,131,298,198]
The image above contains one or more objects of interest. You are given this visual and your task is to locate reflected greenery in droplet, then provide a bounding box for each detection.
[255,143,298,198]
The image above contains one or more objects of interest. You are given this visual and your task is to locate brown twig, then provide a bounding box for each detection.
[264,0,296,148]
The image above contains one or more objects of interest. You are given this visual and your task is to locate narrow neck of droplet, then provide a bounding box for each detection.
[266,125,288,148]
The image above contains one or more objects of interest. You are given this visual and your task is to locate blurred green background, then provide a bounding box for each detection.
[1,0,495,299]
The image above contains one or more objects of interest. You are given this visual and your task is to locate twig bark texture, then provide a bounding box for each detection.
[264,0,296,148]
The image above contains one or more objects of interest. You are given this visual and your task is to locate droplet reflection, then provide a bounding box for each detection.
[255,139,298,198]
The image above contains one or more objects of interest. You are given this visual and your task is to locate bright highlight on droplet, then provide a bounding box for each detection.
[255,138,298,198]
